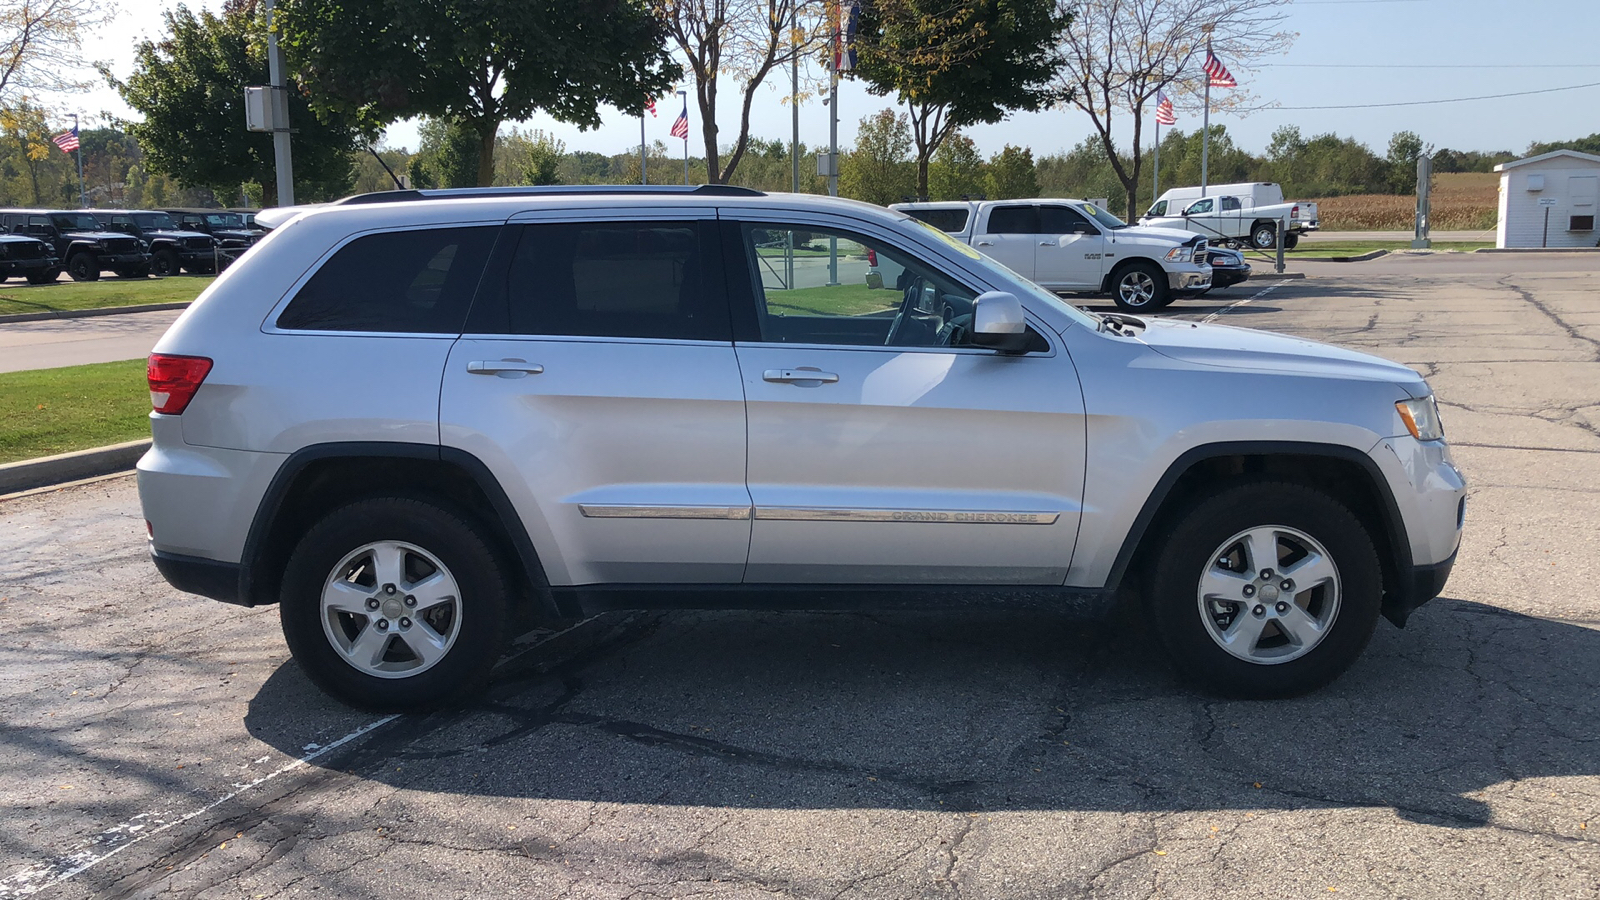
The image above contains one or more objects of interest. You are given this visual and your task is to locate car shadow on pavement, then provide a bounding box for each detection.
[245,598,1599,829]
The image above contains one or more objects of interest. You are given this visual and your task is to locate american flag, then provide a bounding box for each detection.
[645,96,657,116]
[52,127,79,153]
[670,105,689,140]
[1155,92,1176,126]
[1204,45,1236,88]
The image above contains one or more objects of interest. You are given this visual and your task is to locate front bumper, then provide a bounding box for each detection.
[1168,266,1213,295]
[1370,434,1467,627]
[1,257,56,274]
[98,252,149,268]
[1384,549,1456,627]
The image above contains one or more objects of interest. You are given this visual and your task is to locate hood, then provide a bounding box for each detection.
[147,229,214,241]
[1108,224,1203,245]
[1135,317,1428,395]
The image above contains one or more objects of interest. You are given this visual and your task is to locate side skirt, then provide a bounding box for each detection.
[553,584,1119,619]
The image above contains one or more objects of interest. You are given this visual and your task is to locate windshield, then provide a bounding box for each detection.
[205,213,245,229]
[133,213,178,231]
[50,213,100,231]
[1080,204,1128,230]
[902,217,1097,329]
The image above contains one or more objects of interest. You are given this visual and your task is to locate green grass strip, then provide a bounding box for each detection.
[0,276,213,317]
[0,359,151,464]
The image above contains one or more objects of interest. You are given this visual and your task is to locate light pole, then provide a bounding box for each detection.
[678,89,689,185]
[262,0,294,205]
[68,114,85,208]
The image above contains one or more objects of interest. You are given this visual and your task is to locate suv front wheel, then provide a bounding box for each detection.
[279,497,513,711]
[1146,481,1382,698]
[67,253,100,282]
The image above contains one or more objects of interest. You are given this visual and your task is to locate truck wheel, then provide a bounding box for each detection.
[1111,261,1171,312]
[152,248,180,276]
[1251,222,1278,250]
[279,497,513,711]
[1145,480,1382,699]
[67,253,100,282]
[1284,232,1300,250]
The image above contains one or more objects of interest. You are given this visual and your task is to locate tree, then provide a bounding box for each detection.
[1055,0,1293,219]
[111,5,360,204]
[656,0,823,185]
[853,0,1069,199]
[838,109,913,205]
[985,144,1037,199]
[0,0,111,104]
[519,130,566,185]
[0,100,59,203]
[928,132,986,200]
[277,0,680,187]
[1527,133,1600,157]
[1386,130,1427,194]
[407,117,480,189]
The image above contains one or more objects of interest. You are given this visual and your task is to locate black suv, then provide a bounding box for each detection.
[0,209,150,281]
[94,210,222,276]
[163,208,259,258]
[0,232,60,283]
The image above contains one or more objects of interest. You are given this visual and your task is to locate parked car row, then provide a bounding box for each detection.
[0,207,264,282]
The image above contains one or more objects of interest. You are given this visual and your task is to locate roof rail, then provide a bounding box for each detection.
[335,184,766,206]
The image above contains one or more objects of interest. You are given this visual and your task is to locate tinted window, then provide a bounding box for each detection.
[1221,196,1242,212]
[1039,206,1093,234]
[277,226,497,333]
[504,221,727,341]
[986,205,1038,234]
[906,207,971,233]
[1185,199,1214,215]
[1148,201,1167,217]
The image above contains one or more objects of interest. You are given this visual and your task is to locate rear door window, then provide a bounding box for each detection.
[906,207,971,233]
[502,221,729,341]
[985,205,1039,234]
[277,226,498,333]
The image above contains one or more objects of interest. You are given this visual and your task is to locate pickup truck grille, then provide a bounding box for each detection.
[6,241,44,259]
[102,237,140,254]
[1193,240,1208,265]
[184,237,213,250]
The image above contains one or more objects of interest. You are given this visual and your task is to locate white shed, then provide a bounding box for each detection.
[1495,149,1600,249]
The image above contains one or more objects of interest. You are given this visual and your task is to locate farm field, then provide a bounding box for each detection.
[1312,172,1498,231]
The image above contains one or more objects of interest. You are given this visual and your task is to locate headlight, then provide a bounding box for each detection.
[1396,396,1444,441]
[1165,246,1191,261]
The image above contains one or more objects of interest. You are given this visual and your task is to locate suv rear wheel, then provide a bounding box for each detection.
[279,497,512,711]
[1111,261,1171,312]
[1146,481,1382,698]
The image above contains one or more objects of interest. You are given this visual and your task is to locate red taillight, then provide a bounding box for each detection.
[866,248,878,267]
[147,354,212,415]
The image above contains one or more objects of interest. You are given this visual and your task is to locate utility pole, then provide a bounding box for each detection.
[791,46,800,194]
[262,0,294,205]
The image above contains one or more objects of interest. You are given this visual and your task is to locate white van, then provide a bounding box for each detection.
[1142,182,1319,249]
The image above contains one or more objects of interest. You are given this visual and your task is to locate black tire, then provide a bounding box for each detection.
[1145,480,1382,699]
[1284,232,1300,250]
[152,248,180,276]
[1251,222,1278,250]
[67,253,100,282]
[114,264,150,279]
[26,270,53,284]
[279,497,514,711]
[1110,260,1172,312]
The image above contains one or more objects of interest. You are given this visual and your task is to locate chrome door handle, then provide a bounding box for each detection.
[763,368,839,384]
[1038,241,1055,247]
[975,241,995,247]
[467,359,544,377]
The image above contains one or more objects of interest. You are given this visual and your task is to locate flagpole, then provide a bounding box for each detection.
[1153,116,1160,209]
[640,112,647,185]
[678,90,689,185]
[70,114,85,208]
[1200,80,1210,199]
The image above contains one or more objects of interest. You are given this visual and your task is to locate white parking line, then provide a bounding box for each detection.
[0,714,399,897]
[1201,281,1285,324]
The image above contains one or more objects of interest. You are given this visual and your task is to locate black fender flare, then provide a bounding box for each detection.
[236,442,558,616]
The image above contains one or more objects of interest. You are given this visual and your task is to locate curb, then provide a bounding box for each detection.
[1248,272,1307,280]
[1320,250,1390,263]
[0,440,149,496]
[0,302,191,325]
[1473,247,1600,254]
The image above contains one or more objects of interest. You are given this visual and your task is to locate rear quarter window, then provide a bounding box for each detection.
[276,226,498,333]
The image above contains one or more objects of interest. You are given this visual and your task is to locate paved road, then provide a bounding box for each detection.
[0,309,183,374]
[1298,229,1495,244]
[3,256,1599,898]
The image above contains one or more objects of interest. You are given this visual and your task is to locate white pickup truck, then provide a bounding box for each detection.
[891,198,1212,312]
[1140,182,1319,250]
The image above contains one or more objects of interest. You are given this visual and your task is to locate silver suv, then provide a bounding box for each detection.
[137,186,1465,711]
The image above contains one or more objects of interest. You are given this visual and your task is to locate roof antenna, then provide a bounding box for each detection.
[366,144,405,191]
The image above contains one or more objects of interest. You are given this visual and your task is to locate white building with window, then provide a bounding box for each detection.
[1495,149,1600,249]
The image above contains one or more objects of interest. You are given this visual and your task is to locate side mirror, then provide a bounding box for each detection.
[971,291,1029,354]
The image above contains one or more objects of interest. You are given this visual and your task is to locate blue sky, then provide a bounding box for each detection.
[79,0,1600,161]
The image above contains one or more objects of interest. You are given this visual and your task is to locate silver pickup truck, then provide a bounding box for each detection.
[891,198,1212,312]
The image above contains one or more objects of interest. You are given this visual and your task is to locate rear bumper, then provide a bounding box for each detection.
[152,549,245,605]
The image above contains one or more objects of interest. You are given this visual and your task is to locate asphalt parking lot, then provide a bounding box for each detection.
[2,252,1598,898]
